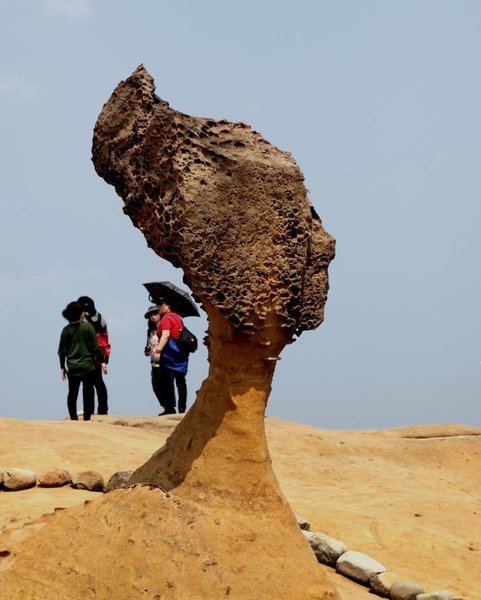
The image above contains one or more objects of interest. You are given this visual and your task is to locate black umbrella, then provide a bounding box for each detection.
[143,281,200,318]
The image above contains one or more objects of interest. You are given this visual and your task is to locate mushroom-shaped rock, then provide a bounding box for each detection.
[94,65,337,599]
[93,64,334,499]
[0,66,338,600]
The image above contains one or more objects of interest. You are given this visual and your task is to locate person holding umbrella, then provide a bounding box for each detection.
[143,281,199,414]
[153,298,189,414]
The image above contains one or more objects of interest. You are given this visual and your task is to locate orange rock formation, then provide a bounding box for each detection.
[92,63,334,491]
[94,65,337,598]
[0,66,338,599]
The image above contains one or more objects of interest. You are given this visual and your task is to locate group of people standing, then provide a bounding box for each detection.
[57,296,190,420]
[57,296,110,421]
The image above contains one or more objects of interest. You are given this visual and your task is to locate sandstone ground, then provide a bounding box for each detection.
[0,416,479,599]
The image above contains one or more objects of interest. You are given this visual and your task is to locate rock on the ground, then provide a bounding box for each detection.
[390,580,425,600]
[3,467,36,491]
[104,470,134,492]
[336,550,385,584]
[37,468,72,488]
[71,471,105,492]
[303,530,347,566]
[295,514,310,530]
[369,570,401,596]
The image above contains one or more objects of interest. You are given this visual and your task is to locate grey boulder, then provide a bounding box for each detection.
[390,580,425,600]
[104,470,134,492]
[336,550,385,584]
[303,530,347,566]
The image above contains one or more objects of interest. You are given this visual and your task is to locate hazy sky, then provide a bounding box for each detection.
[1,0,480,429]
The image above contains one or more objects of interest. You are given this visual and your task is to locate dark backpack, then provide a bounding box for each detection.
[164,312,198,354]
[177,326,198,354]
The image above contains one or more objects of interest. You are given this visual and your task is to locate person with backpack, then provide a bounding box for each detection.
[77,296,110,415]
[143,305,171,414]
[152,299,190,414]
[58,301,102,421]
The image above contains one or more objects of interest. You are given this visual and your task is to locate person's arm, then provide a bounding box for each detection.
[58,331,68,380]
[154,329,170,357]
[153,315,172,360]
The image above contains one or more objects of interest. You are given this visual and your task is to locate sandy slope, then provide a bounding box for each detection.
[0,416,479,599]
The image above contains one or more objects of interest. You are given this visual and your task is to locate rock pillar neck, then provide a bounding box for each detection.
[129,306,292,504]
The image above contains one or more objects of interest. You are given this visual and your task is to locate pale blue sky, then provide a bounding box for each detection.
[1,0,480,428]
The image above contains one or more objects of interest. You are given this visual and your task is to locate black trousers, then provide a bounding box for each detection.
[173,371,187,412]
[67,370,96,421]
[151,365,175,412]
[92,366,108,414]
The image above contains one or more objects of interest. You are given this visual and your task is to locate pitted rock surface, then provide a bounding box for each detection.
[92,65,334,337]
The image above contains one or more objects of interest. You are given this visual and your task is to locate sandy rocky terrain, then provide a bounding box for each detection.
[0,416,480,599]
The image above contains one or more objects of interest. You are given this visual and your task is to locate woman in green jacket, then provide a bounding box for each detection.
[58,301,101,421]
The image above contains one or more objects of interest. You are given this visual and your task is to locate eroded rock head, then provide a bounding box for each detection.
[92,65,334,337]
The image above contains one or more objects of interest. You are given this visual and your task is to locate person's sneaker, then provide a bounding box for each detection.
[158,410,176,416]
